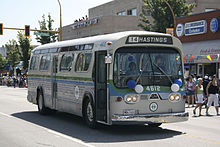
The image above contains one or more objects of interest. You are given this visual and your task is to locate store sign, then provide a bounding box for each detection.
[72,18,99,29]
[126,36,173,44]
[185,20,207,36]
[210,18,219,33]
[176,24,184,37]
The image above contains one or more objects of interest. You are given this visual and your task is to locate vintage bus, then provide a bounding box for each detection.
[27,31,188,128]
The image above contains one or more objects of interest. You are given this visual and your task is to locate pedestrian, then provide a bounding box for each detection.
[206,75,219,116]
[193,78,204,116]
[203,74,209,106]
[193,74,198,85]
[185,75,196,107]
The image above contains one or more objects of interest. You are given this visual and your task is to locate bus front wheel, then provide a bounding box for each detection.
[37,91,50,115]
[83,98,96,128]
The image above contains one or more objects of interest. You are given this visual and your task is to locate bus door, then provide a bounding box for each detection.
[95,51,108,123]
[51,55,58,109]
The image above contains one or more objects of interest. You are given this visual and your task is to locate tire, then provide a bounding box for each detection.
[148,123,162,127]
[83,98,97,128]
[37,91,50,115]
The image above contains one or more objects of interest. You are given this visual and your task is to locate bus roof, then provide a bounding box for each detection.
[33,31,173,51]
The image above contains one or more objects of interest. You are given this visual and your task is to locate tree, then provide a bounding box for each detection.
[5,39,20,68]
[17,31,32,70]
[35,13,58,44]
[0,54,7,71]
[139,0,195,33]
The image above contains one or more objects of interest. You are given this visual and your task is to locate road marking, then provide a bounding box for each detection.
[0,112,13,118]
[181,134,220,144]
[47,129,95,147]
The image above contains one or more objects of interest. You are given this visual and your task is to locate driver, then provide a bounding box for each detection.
[126,62,138,75]
[153,56,166,73]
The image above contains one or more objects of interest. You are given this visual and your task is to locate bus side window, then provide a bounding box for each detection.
[75,53,92,72]
[39,55,51,71]
[30,56,39,70]
[60,53,74,71]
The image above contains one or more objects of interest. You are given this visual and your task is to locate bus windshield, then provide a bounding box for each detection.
[113,47,182,88]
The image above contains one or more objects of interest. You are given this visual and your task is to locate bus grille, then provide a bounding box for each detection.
[140,94,150,100]
[149,93,160,100]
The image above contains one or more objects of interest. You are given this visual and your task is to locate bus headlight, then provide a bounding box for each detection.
[124,94,140,104]
[175,95,180,100]
[169,93,181,102]
[169,95,175,101]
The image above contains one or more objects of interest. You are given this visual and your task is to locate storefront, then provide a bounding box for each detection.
[175,10,220,78]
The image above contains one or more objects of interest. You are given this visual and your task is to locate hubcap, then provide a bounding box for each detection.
[38,95,43,110]
[86,102,93,122]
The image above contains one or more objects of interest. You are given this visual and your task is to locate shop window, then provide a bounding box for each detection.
[75,53,92,72]
[39,55,51,71]
[60,54,74,71]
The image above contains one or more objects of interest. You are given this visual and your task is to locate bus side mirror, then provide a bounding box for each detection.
[105,54,112,64]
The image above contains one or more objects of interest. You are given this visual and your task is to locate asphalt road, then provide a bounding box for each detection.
[0,86,219,147]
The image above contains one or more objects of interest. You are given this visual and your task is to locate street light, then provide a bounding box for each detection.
[162,0,176,35]
[57,0,62,41]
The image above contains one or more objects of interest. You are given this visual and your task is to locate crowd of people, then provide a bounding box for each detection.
[185,74,220,116]
[0,73,28,88]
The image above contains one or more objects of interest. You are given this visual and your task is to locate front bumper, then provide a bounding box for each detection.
[112,112,188,125]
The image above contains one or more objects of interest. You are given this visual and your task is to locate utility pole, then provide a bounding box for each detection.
[57,0,62,41]
[163,0,176,36]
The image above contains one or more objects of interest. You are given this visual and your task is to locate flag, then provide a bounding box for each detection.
[207,55,212,61]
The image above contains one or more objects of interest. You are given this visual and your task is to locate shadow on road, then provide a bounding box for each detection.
[12,111,183,143]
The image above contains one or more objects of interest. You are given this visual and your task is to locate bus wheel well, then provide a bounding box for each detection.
[82,94,96,128]
[36,87,42,101]
[82,94,93,116]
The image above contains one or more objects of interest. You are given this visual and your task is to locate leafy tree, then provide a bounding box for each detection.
[35,13,58,44]
[5,39,20,68]
[0,54,7,71]
[17,31,32,70]
[139,0,195,33]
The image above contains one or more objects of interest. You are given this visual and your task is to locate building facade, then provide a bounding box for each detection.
[175,10,220,78]
[62,0,220,41]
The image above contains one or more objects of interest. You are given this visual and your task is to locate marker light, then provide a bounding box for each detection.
[107,41,112,45]
[116,97,122,102]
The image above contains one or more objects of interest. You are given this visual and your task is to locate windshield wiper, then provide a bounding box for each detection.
[153,63,173,84]
[136,56,150,84]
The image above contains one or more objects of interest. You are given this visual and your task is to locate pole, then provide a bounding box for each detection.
[3,27,59,33]
[162,0,176,36]
[57,0,62,41]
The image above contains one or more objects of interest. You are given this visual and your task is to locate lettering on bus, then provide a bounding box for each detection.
[126,36,173,44]
[146,86,160,91]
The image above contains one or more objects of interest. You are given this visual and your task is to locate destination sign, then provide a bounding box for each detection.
[126,36,173,44]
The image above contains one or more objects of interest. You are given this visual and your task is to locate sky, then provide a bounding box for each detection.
[0,0,112,46]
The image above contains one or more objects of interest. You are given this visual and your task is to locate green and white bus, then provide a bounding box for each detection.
[27,31,188,128]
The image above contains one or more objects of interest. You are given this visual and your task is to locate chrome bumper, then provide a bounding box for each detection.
[111,112,188,125]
